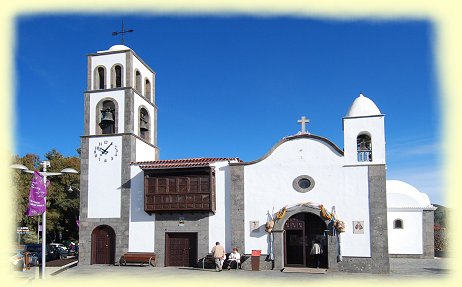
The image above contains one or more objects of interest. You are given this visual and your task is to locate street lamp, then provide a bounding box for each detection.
[11,160,78,279]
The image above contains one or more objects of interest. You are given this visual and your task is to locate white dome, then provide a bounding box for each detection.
[386,180,433,208]
[109,45,130,51]
[345,94,381,117]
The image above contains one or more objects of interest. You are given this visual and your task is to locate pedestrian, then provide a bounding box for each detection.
[211,241,226,271]
[310,240,323,268]
[226,248,241,270]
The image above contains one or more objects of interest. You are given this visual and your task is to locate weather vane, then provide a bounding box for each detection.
[112,19,134,45]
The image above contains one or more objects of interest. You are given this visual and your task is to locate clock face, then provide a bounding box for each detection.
[93,140,119,162]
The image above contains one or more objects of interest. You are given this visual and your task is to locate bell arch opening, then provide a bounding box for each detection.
[95,98,119,135]
[357,133,372,162]
[139,106,150,142]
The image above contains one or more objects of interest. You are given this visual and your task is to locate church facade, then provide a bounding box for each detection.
[79,45,436,274]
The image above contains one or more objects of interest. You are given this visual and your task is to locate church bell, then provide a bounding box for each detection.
[100,108,115,123]
[140,113,149,131]
[359,140,369,151]
[140,120,149,131]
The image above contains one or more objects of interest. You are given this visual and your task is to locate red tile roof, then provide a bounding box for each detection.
[132,157,242,169]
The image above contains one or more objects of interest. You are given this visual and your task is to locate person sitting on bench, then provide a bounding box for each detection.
[227,248,241,270]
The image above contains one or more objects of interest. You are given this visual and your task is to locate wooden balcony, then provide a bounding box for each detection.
[144,167,216,214]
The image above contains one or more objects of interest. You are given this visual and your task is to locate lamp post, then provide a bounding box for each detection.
[11,161,78,279]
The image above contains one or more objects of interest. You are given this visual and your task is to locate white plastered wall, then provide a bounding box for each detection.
[208,161,234,253]
[91,53,127,89]
[343,116,385,165]
[387,209,423,254]
[243,138,371,257]
[87,136,123,218]
[132,56,154,99]
[128,139,158,252]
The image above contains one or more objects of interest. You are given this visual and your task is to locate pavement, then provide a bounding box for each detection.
[12,257,451,283]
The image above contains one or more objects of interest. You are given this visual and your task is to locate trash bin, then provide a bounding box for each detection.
[23,252,30,271]
[251,250,261,271]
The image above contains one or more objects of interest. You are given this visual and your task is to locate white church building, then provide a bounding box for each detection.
[79,45,436,274]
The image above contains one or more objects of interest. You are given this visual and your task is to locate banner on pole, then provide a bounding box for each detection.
[25,171,48,216]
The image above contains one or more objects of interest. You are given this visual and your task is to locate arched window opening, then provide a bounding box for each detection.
[357,134,372,162]
[139,108,150,141]
[111,64,123,88]
[94,66,106,90]
[135,70,142,94]
[99,100,116,134]
[98,67,106,89]
[145,79,151,100]
[393,219,403,229]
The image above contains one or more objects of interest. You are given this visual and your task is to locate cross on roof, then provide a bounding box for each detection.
[112,19,134,45]
[297,116,310,133]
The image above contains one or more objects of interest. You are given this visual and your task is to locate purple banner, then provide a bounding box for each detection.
[25,171,48,216]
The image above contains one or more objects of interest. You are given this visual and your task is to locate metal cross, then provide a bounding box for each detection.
[297,116,310,133]
[112,19,134,45]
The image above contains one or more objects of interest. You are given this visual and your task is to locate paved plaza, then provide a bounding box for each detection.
[13,257,451,284]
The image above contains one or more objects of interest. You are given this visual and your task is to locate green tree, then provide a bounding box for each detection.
[11,150,80,244]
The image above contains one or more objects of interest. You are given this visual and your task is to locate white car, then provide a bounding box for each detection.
[49,243,68,251]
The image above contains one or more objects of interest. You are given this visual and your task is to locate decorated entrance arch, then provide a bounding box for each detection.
[269,204,341,270]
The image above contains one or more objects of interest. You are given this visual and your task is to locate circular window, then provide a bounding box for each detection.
[292,175,315,193]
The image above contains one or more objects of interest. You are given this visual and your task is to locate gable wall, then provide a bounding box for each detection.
[241,138,372,257]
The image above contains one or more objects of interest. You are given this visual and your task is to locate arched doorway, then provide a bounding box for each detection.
[284,212,327,268]
[91,225,116,264]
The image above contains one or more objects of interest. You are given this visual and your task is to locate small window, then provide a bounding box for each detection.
[394,219,403,229]
[298,178,311,189]
[292,175,315,193]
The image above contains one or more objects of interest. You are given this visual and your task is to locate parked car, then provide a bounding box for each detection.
[49,243,69,259]
[23,244,60,263]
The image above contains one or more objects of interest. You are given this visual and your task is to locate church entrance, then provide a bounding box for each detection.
[284,213,327,268]
[91,225,115,264]
[165,232,198,267]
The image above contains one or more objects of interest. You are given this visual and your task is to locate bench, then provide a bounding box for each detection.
[201,254,215,269]
[119,252,156,267]
[201,254,246,270]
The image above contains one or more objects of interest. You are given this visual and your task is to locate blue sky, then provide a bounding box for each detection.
[14,15,442,205]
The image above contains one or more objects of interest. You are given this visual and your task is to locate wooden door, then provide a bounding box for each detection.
[91,225,115,264]
[165,233,197,267]
[284,214,306,267]
[284,213,328,268]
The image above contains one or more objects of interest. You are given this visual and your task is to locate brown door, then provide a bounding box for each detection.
[284,213,328,268]
[165,233,197,267]
[91,225,115,264]
[284,214,306,267]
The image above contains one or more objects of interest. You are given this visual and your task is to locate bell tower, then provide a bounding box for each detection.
[343,93,385,166]
[79,45,159,265]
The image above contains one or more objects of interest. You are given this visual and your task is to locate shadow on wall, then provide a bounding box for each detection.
[250,224,267,238]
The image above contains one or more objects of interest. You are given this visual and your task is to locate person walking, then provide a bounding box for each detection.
[211,242,226,271]
[310,240,323,268]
